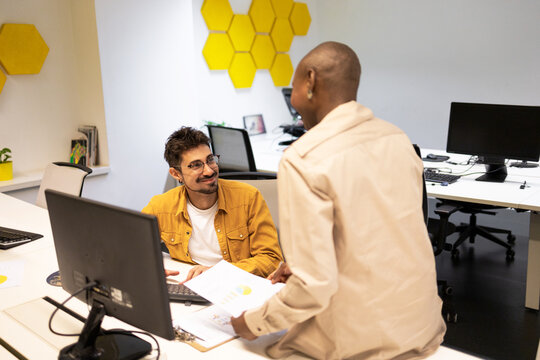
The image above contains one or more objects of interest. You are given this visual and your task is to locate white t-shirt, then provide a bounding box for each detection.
[186,200,222,266]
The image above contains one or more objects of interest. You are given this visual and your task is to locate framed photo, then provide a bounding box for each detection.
[243,114,266,136]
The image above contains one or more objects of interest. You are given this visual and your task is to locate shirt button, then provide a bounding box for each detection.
[217,229,221,233]
[257,327,261,331]
[170,238,174,243]
[223,251,227,255]
[186,231,190,235]
[239,234,243,238]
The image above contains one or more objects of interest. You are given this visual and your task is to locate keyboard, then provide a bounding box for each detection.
[424,171,461,184]
[0,226,43,250]
[167,283,209,304]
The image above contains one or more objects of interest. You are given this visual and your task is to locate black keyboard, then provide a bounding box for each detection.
[0,226,43,250]
[424,171,461,184]
[167,283,209,304]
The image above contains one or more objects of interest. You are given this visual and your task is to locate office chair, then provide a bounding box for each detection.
[219,172,279,229]
[207,125,257,172]
[414,144,458,323]
[35,162,92,209]
[439,200,516,261]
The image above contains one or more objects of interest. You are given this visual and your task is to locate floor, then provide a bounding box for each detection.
[435,231,540,360]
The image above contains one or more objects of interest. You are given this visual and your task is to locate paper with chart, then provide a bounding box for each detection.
[184,260,285,317]
[0,260,24,289]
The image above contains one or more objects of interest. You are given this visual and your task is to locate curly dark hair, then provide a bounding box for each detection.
[164,127,211,168]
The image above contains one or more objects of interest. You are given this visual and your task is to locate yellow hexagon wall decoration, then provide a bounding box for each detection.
[270,53,293,87]
[250,35,275,69]
[290,2,311,35]
[249,0,276,33]
[270,18,294,53]
[229,53,257,88]
[201,0,234,31]
[228,15,256,52]
[203,33,235,70]
[271,0,294,18]
[0,24,49,75]
[0,69,6,94]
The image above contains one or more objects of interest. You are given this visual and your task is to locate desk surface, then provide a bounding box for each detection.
[0,193,483,360]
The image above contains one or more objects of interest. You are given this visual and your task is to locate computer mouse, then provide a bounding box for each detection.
[427,154,438,159]
[441,182,449,186]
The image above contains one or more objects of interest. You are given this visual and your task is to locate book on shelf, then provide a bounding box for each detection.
[75,125,98,166]
[70,138,88,165]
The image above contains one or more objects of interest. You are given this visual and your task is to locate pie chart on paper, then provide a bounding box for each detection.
[235,285,252,295]
[0,275,7,284]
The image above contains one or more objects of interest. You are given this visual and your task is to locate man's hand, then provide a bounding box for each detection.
[165,269,180,277]
[267,262,292,284]
[231,312,258,340]
[182,265,211,283]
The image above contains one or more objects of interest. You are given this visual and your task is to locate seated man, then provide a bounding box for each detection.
[143,127,282,281]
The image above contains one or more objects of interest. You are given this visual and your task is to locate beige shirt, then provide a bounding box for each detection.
[245,101,446,359]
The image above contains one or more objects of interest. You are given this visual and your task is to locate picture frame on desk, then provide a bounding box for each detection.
[243,114,266,136]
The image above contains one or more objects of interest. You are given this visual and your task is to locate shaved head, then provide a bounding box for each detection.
[300,41,361,101]
[291,42,361,129]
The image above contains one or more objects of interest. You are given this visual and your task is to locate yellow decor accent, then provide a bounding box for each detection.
[270,53,293,86]
[249,0,276,33]
[271,0,293,18]
[200,0,310,88]
[250,35,275,69]
[201,0,234,31]
[229,53,257,88]
[290,2,311,35]
[270,18,294,53]
[203,33,235,70]
[228,15,256,52]
[0,24,49,75]
[0,69,6,94]
[0,162,13,181]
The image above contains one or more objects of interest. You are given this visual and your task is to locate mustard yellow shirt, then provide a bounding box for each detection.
[142,179,282,277]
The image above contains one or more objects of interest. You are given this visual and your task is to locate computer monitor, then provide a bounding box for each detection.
[45,189,175,359]
[446,102,540,182]
[281,87,301,121]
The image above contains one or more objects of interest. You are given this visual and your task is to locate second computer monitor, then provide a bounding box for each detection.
[446,102,540,182]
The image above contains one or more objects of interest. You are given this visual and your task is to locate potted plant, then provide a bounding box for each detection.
[0,147,13,181]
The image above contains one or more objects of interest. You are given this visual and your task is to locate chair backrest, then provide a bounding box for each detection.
[207,125,257,172]
[36,162,92,209]
[220,172,279,229]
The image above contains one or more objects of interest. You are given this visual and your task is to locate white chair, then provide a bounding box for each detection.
[219,172,279,230]
[35,162,92,209]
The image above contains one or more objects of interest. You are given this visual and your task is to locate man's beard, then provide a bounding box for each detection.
[185,172,218,194]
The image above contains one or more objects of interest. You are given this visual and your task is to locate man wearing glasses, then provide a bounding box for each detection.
[142,127,282,281]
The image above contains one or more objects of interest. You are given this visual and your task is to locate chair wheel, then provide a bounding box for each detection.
[506,249,515,261]
[451,249,460,259]
[507,234,516,244]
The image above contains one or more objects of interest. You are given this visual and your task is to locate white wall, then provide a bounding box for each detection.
[84,0,198,210]
[317,0,540,148]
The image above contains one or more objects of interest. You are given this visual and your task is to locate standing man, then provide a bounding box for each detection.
[143,127,282,280]
[231,42,446,359]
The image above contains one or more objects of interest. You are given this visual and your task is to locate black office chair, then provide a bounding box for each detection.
[439,200,516,261]
[207,125,257,172]
[414,144,458,323]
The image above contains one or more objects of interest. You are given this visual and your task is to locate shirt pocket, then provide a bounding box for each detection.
[226,226,250,260]
[161,231,186,259]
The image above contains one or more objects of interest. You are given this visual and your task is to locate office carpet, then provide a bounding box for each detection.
[435,232,540,360]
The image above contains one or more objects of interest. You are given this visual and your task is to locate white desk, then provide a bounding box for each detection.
[251,138,540,310]
[0,193,479,359]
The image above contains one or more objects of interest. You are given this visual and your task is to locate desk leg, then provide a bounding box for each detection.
[525,212,540,310]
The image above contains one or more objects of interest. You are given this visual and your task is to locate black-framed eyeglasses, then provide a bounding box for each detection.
[176,154,220,173]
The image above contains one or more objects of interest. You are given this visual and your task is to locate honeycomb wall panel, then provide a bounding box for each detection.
[0,24,49,75]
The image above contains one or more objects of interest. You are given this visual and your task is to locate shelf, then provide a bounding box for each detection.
[0,165,110,193]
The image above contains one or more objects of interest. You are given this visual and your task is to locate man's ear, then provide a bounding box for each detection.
[169,167,184,184]
[306,68,316,94]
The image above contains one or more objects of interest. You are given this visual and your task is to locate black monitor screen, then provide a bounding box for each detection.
[282,88,300,119]
[46,189,175,358]
[446,102,540,162]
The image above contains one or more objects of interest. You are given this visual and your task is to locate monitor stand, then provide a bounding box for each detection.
[59,299,151,360]
[476,163,507,183]
[510,160,539,168]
